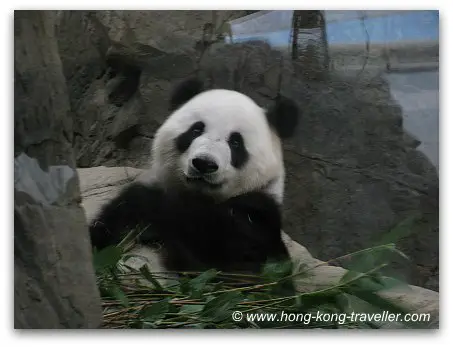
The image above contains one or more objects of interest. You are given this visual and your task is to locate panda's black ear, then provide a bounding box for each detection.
[266,95,299,139]
[169,77,205,111]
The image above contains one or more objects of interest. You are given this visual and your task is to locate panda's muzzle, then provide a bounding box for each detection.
[191,156,219,175]
[185,155,224,189]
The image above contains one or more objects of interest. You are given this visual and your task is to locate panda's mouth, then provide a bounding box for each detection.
[184,175,224,189]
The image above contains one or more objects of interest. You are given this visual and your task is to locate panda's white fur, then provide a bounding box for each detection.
[140,89,286,203]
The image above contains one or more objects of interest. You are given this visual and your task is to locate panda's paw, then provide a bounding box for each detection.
[225,191,282,232]
[227,191,280,215]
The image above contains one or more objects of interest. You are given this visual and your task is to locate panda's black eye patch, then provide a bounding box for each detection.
[175,121,205,153]
[228,132,249,169]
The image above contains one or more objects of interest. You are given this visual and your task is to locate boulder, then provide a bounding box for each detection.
[14,11,101,328]
[56,10,249,168]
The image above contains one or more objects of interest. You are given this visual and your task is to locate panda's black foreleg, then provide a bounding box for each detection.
[152,190,295,295]
[153,190,291,273]
[89,183,165,250]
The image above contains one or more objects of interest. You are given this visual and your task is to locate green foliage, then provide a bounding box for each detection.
[94,228,430,329]
[374,214,421,247]
[140,298,173,322]
[201,292,244,323]
[93,246,123,273]
[139,265,164,292]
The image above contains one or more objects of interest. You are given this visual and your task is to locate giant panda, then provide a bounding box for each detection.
[89,77,299,276]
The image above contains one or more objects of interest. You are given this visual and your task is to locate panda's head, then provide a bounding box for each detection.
[148,78,299,203]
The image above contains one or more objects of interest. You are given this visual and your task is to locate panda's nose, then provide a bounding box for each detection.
[191,157,219,174]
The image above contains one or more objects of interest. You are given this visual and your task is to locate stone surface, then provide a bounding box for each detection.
[79,166,439,328]
[56,10,249,168]
[14,10,101,329]
[78,166,144,222]
[55,11,438,291]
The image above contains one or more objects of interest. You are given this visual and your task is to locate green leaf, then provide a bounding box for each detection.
[188,269,219,298]
[140,298,171,322]
[353,276,388,293]
[246,292,274,302]
[374,214,420,246]
[372,275,409,292]
[201,292,244,323]
[93,246,123,273]
[141,321,157,329]
[261,260,293,282]
[139,265,164,291]
[179,304,205,314]
[339,269,361,285]
[348,289,405,314]
[341,269,409,296]
[105,283,129,307]
[350,252,377,274]
[178,277,191,295]
[190,269,218,289]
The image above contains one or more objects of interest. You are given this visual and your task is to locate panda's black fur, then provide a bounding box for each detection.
[90,183,289,274]
[89,77,299,275]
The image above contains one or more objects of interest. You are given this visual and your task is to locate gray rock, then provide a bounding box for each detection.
[14,11,101,329]
[56,10,249,168]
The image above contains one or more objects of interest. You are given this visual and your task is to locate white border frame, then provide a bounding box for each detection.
[3,1,448,346]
